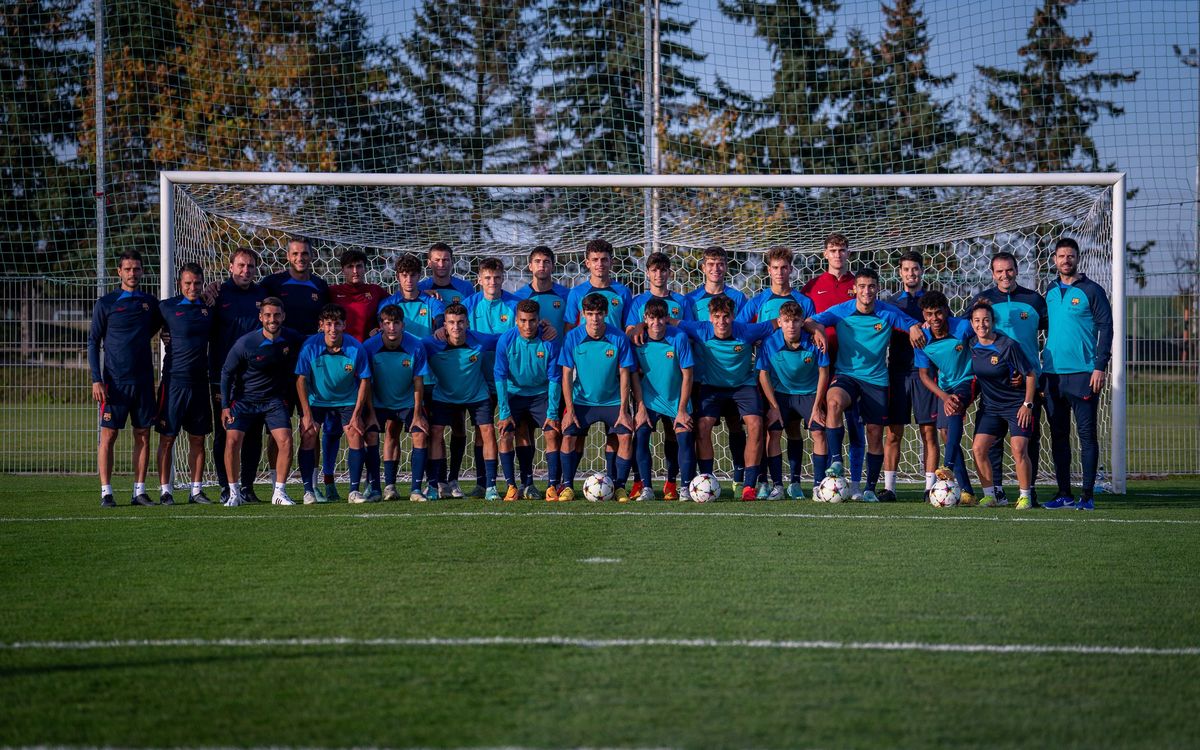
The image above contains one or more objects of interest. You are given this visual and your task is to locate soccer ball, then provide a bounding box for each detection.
[817,475,850,503]
[582,472,614,502]
[929,479,959,507]
[688,474,721,503]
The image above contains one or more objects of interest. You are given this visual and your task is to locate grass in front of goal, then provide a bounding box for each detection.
[1,477,1199,750]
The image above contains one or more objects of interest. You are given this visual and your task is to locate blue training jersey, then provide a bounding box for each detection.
[972,285,1047,376]
[624,291,696,328]
[209,279,266,385]
[1043,275,1113,375]
[513,282,571,336]
[559,324,635,407]
[740,288,815,325]
[160,295,212,385]
[363,332,429,411]
[677,319,776,388]
[88,288,163,386]
[220,327,305,406]
[969,332,1033,412]
[419,276,475,306]
[375,291,446,341]
[494,328,562,422]
[913,317,975,391]
[756,329,829,396]
[633,326,695,417]
[464,291,520,393]
[421,331,501,405]
[261,271,330,336]
[810,300,919,387]
[686,285,748,322]
[565,280,634,330]
[294,333,372,409]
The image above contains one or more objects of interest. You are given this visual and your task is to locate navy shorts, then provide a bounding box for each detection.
[888,369,938,426]
[769,392,822,432]
[431,399,493,428]
[935,382,976,430]
[506,393,551,431]
[564,404,632,436]
[698,384,762,419]
[229,397,292,432]
[309,404,357,429]
[974,404,1036,440]
[829,375,889,425]
[155,380,212,436]
[371,406,421,433]
[641,408,689,433]
[99,381,157,430]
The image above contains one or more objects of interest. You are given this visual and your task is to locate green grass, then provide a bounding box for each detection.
[2,476,1200,748]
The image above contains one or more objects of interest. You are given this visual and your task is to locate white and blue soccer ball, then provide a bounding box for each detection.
[688,473,721,503]
[582,472,615,502]
[817,475,850,503]
[929,479,959,507]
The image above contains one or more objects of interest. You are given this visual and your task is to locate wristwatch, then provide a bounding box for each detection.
[1022,401,1034,409]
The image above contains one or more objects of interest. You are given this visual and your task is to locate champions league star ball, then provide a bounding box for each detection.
[688,474,721,503]
[817,475,850,503]
[929,479,959,507]
[582,472,615,502]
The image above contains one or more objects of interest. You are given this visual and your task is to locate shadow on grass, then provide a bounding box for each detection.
[0,648,358,678]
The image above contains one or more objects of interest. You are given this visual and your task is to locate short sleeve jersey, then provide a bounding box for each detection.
[494,328,563,421]
[88,288,163,386]
[159,295,213,385]
[969,332,1032,413]
[209,279,266,384]
[261,272,330,335]
[972,285,1048,375]
[677,319,777,389]
[740,289,816,325]
[913,317,975,391]
[625,291,696,327]
[810,301,919,388]
[375,292,446,340]
[633,326,695,416]
[421,331,500,405]
[756,329,829,396]
[513,282,571,336]
[565,280,634,330]
[559,325,635,407]
[686,285,748,322]
[220,327,304,406]
[329,283,388,341]
[885,289,925,376]
[464,291,520,391]
[363,332,429,411]
[1043,275,1113,375]
[419,276,475,306]
[295,333,372,409]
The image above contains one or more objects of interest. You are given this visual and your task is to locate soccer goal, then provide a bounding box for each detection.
[160,171,1128,493]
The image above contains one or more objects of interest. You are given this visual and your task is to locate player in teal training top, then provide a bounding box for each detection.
[295,304,372,504]
[913,291,977,505]
[363,304,431,503]
[631,297,696,501]
[565,238,634,331]
[804,268,924,502]
[514,245,572,336]
[377,253,446,340]
[557,293,637,503]
[757,300,830,501]
[418,241,475,304]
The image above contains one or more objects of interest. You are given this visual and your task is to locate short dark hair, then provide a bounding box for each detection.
[765,246,793,265]
[178,262,203,279]
[378,304,404,322]
[443,301,468,318]
[515,299,540,316]
[287,235,312,251]
[1056,237,1080,255]
[261,296,285,311]
[919,290,949,311]
[897,251,924,269]
[777,300,804,320]
[644,298,669,319]
[968,300,994,322]
[824,233,849,250]
[318,303,346,323]
[428,242,453,257]
[703,246,727,262]
[117,249,143,267]
[530,245,555,263]
[708,295,734,317]
[340,249,368,268]
[855,268,880,283]
[581,292,609,314]
[585,238,613,257]
[478,257,504,274]
[990,251,1017,270]
[231,247,259,266]
[395,253,422,275]
[646,252,671,272]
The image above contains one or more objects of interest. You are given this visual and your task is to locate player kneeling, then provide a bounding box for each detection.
[631,298,696,501]
[757,301,830,500]
[364,304,432,502]
[295,304,372,504]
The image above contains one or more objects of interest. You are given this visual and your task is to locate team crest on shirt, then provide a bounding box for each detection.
[469,354,478,363]
[1071,297,1081,306]
[500,315,509,323]
[670,306,680,316]
[954,344,963,352]
[990,355,999,365]
[1020,311,1029,320]
[734,345,744,352]
[419,308,427,316]
[605,349,615,358]
[610,298,620,307]
[142,302,149,311]
[201,308,209,316]
[803,355,813,364]
[536,350,545,359]
[873,323,884,331]
[311,293,319,302]
[283,347,290,355]
[552,300,561,309]
[666,351,675,359]
[402,359,411,368]
[343,364,353,373]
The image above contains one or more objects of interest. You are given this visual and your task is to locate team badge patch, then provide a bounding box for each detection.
[142,302,149,311]
[500,315,509,323]
[990,355,1000,365]
[419,308,427,316]
[803,355,813,364]
[1020,311,1029,320]
[201,308,209,316]
[536,350,545,359]
[734,345,744,352]
[552,300,561,309]
[666,351,675,359]
[605,349,615,358]
[469,354,478,363]
[1071,297,1081,306]
[610,298,620,307]
[402,359,411,368]
[283,347,290,355]
[955,344,963,352]
[311,293,319,302]
[103,411,112,422]
[873,323,884,331]
[344,364,353,373]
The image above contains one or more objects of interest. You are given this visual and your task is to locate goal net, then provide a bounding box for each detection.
[163,172,1127,491]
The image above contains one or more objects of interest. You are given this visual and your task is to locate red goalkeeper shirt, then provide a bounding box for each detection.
[800,271,855,352]
[330,282,388,341]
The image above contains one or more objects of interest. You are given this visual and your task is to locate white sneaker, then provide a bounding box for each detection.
[439,481,454,498]
[382,484,399,501]
[448,480,466,499]
[223,492,243,507]
[348,490,368,504]
[302,489,318,505]
[637,487,654,502]
[767,484,785,500]
[272,489,296,506]
[679,486,692,502]
[409,490,428,503]
[849,482,864,501]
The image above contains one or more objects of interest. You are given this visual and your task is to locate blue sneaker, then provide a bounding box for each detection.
[1075,496,1095,511]
[1042,493,1076,510]
[825,462,845,478]
[484,486,499,501]
[425,484,440,501]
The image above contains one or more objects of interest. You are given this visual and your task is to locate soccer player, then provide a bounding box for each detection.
[882,252,939,502]
[800,233,866,496]
[261,236,330,336]
[495,300,563,501]
[89,249,164,507]
[565,238,634,331]
[363,304,431,502]
[220,297,305,506]
[631,298,696,501]
[675,295,778,502]
[971,251,1048,503]
[803,268,924,503]
[914,291,977,505]
[757,301,830,500]
[295,304,373,504]
[324,250,389,501]
[514,245,571,336]
[419,241,475,304]
[1041,238,1113,511]
[421,302,502,500]
[377,253,447,339]
[558,293,637,502]
[155,262,214,505]
[965,302,1037,509]
[209,248,268,503]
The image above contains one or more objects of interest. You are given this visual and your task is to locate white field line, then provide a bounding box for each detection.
[1,636,1196,657]
[0,746,677,750]
[579,557,622,564]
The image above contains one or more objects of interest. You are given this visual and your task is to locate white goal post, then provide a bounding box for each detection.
[159,171,1127,493]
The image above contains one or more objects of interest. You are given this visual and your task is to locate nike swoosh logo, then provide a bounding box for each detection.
[817,290,829,294]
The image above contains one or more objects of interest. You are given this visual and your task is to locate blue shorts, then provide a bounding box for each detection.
[309,404,357,429]
[564,404,632,436]
[431,399,493,428]
[371,406,422,433]
[974,404,1036,440]
[155,379,212,436]
[768,392,823,432]
[888,369,938,426]
[506,393,552,431]
[99,381,157,430]
[829,375,888,425]
[697,385,762,419]
[935,382,976,430]
[641,409,689,433]
[229,397,292,432]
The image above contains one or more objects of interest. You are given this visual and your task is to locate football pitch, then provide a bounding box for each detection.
[2,476,1199,749]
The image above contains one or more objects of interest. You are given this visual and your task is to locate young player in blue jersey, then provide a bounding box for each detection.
[630,298,696,501]
[421,302,503,500]
[558,293,637,502]
[295,304,372,504]
[495,300,564,501]
[565,238,634,331]
[803,268,925,503]
[673,295,778,502]
[757,301,830,501]
[377,253,448,339]
[419,241,476,304]
[966,302,1038,509]
[220,297,306,506]
[882,252,940,502]
[89,249,164,507]
[155,263,214,505]
[363,304,431,502]
[514,245,571,336]
[914,291,978,505]
[208,248,268,503]
[1041,238,1113,510]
